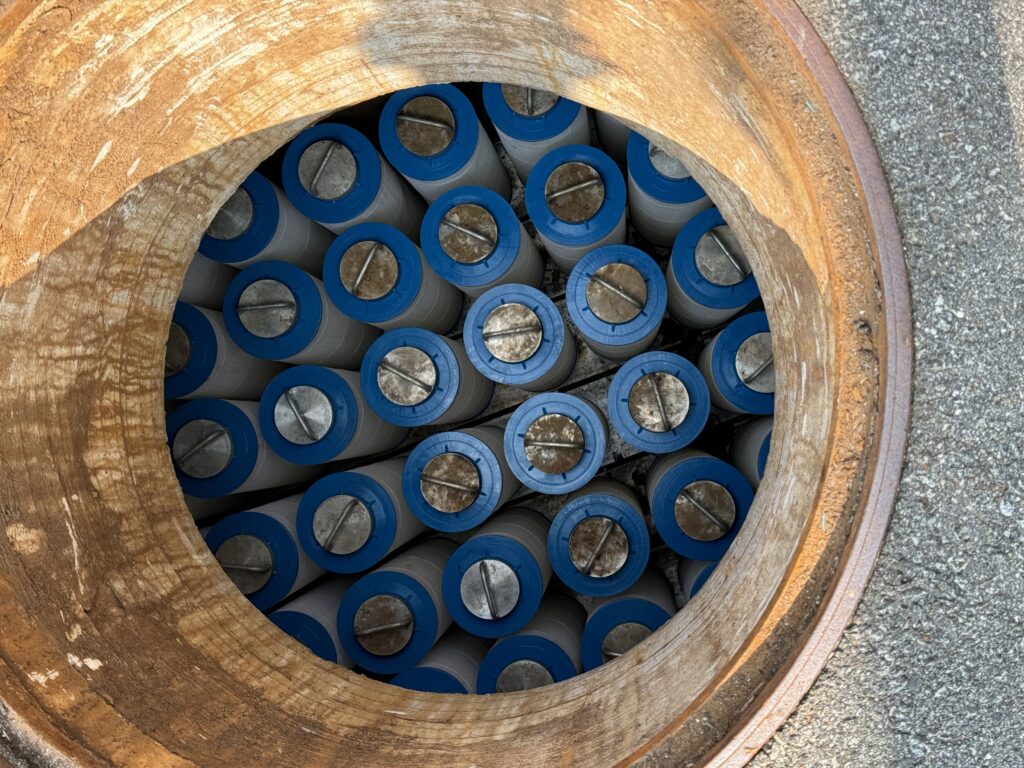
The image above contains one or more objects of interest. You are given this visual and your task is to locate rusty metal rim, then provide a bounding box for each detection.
[702,1,913,764]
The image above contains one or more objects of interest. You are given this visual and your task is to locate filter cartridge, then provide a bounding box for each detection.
[566,245,667,361]
[379,84,511,202]
[222,260,379,366]
[203,495,324,611]
[627,132,712,246]
[504,393,609,494]
[323,223,463,333]
[258,366,407,465]
[462,283,576,392]
[646,449,754,560]
[165,301,284,400]
[198,171,333,275]
[677,558,719,601]
[268,576,356,666]
[481,83,591,181]
[360,329,494,427]
[594,110,633,164]
[547,479,650,597]
[420,186,543,298]
[698,311,775,415]
[731,416,773,490]
[390,627,490,694]
[525,144,627,273]
[281,122,425,239]
[179,253,237,310]
[606,351,710,454]
[666,208,758,329]
[441,508,552,638]
[337,538,457,675]
[476,591,586,693]
[296,458,426,574]
[402,425,521,532]
[579,568,675,671]
[167,399,315,499]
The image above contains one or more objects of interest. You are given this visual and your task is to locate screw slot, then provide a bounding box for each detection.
[396,96,455,157]
[545,162,604,223]
[674,480,737,542]
[297,139,357,200]
[172,419,233,479]
[353,595,414,656]
[237,279,298,339]
[206,186,254,240]
[586,263,648,324]
[523,413,585,474]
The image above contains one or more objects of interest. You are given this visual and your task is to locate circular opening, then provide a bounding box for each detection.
[1,5,909,765]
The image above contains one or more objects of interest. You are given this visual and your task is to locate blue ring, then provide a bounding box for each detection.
[198,171,279,263]
[391,667,466,694]
[548,493,650,596]
[607,352,710,454]
[403,431,505,532]
[504,394,607,494]
[757,433,771,480]
[338,571,439,674]
[580,597,671,671]
[463,284,571,387]
[166,399,259,498]
[204,511,299,611]
[268,610,338,663]
[476,635,578,693]
[441,536,545,638]
[222,261,323,360]
[626,132,707,205]
[650,455,754,560]
[360,329,466,427]
[688,561,718,599]
[281,123,383,225]
[420,186,522,288]
[258,366,359,465]
[566,245,667,347]
[164,302,217,399]
[322,223,424,324]
[379,85,479,182]
[670,208,760,310]
[524,145,626,246]
[710,311,775,415]
[296,471,397,573]
[481,83,584,142]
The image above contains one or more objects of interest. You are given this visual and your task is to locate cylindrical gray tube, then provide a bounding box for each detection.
[377,538,458,645]
[374,250,463,333]
[353,457,427,558]
[543,209,627,274]
[587,568,675,618]
[270,576,356,667]
[594,111,632,164]
[403,122,511,202]
[249,495,326,599]
[226,401,318,494]
[507,591,586,674]
[462,426,522,508]
[180,254,237,309]
[496,106,591,182]
[627,171,712,247]
[406,627,490,692]
[731,417,773,490]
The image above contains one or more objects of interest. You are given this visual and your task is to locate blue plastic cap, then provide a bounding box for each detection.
[297,471,398,573]
[391,666,467,694]
[580,597,671,671]
[607,352,710,454]
[481,83,584,142]
[757,432,771,480]
[379,85,480,182]
[650,454,754,560]
[403,430,506,532]
[268,610,338,663]
[626,131,707,204]
[463,284,571,387]
[360,329,465,427]
[566,245,667,347]
[199,171,279,263]
[476,635,578,693]
[504,393,607,494]
[442,535,545,638]
[204,510,299,611]
[166,399,259,498]
[337,570,440,675]
[420,186,522,289]
[670,208,760,310]
[222,261,323,361]
[525,144,626,246]
[709,311,775,415]
[322,223,424,324]
[689,560,718,599]
[548,492,650,596]
[281,123,383,225]
[258,366,359,465]
[164,302,217,399]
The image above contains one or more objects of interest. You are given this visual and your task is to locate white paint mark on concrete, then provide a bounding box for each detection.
[29,670,59,687]
[91,140,113,170]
